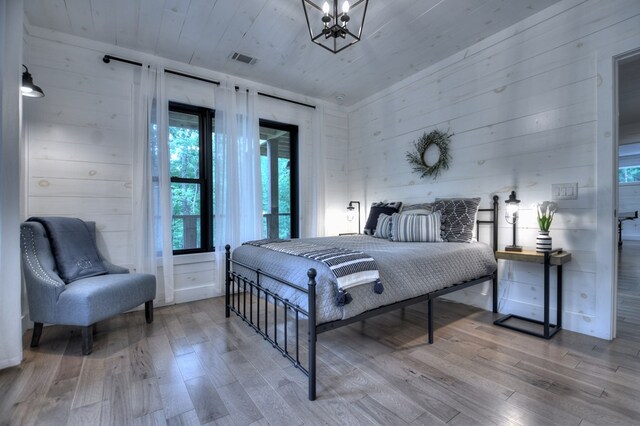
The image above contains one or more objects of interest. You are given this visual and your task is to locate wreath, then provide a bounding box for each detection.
[406,129,453,179]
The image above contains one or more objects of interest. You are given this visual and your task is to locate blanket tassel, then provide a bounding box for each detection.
[374,279,384,294]
[336,289,353,307]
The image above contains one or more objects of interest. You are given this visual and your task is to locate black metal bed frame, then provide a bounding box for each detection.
[225,195,499,400]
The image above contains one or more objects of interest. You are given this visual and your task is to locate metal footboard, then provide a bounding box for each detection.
[225,245,318,399]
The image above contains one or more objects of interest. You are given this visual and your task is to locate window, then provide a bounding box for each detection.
[169,106,300,253]
[619,166,640,184]
[260,120,299,239]
[169,103,214,254]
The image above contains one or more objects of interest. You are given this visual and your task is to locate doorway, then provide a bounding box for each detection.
[616,54,640,340]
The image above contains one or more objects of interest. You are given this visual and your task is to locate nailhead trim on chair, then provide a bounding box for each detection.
[20,227,64,286]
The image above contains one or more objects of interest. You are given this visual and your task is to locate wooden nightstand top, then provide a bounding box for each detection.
[495,249,571,265]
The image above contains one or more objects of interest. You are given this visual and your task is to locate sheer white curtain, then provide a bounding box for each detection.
[214,82,263,292]
[133,64,174,304]
[309,105,326,236]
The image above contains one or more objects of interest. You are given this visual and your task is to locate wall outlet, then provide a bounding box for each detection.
[552,183,578,200]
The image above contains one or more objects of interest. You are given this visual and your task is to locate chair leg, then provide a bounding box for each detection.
[145,300,154,324]
[30,322,43,347]
[81,325,94,355]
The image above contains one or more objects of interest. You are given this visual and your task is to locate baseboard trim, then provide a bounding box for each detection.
[174,284,222,304]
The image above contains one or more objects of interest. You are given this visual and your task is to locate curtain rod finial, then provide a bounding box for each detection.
[102,55,111,63]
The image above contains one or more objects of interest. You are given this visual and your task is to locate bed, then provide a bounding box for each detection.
[225,196,499,400]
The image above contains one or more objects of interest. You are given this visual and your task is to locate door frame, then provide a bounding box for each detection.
[596,39,640,340]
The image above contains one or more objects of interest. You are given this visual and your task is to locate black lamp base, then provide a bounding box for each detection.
[505,245,522,252]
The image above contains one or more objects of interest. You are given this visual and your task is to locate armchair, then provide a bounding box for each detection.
[20,220,156,355]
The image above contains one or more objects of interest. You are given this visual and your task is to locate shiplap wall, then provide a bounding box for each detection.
[22,29,348,308]
[347,0,640,338]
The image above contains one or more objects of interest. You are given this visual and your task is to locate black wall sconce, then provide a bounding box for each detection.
[346,200,361,234]
[504,190,522,252]
[21,65,45,98]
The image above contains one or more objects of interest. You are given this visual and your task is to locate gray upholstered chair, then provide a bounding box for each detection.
[20,220,156,355]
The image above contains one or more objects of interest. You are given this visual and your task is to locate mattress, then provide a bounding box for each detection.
[231,235,497,324]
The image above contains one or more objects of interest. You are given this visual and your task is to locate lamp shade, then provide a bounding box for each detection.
[504,190,520,224]
[21,65,45,98]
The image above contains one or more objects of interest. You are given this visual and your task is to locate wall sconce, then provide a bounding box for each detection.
[21,65,45,98]
[504,190,522,252]
[346,200,361,234]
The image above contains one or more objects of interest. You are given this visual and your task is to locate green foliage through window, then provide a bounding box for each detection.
[619,166,640,184]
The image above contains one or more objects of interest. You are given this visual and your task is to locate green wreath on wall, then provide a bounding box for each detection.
[406,129,453,179]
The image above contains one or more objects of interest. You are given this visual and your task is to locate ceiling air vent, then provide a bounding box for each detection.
[230,52,257,65]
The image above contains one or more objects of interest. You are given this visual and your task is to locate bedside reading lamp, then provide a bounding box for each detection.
[346,201,361,234]
[505,191,522,252]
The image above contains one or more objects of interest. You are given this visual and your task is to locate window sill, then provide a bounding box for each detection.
[173,251,215,265]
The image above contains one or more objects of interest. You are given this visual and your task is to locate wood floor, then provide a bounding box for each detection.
[2,247,640,426]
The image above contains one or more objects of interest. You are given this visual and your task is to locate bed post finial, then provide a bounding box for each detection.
[225,245,231,318]
[307,268,317,401]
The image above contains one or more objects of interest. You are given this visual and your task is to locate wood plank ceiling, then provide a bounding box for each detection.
[24,0,561,106]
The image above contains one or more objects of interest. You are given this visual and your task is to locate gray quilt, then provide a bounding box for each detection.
[231,235,497,324]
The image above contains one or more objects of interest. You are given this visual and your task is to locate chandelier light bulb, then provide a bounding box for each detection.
[322,2,330,14]
[342,1,350,14]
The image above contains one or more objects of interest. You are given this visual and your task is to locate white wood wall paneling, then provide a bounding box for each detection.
[114,0,140,47]
[189,0,250,68]
[28,177,131,198]
[348,0,633,117]
[28,158,130,181]
[26,122,130,150]
[90,0,117,45]
[346,0,640,337]
[226,0,301,64]
[176,0,216,59]
[23,24,346,302]
[23,0,70,32]
[63,0,95,40]
[137,0,165,52]
[28,196,132,216]
[29,138,131,165]
[155,7,188,61]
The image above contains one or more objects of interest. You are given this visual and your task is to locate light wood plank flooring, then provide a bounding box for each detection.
[2,249,640,425]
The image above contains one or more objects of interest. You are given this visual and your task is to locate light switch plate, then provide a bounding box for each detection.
[552,183,578,200]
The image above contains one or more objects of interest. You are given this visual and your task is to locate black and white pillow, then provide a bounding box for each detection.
[373,213,392,239]
[363,201,402,235]
[432,197,481,242]
[390,211,443,242]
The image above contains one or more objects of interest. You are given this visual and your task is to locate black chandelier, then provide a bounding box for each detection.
[302,0,369,54]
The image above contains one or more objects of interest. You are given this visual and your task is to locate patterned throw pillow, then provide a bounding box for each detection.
[373,213,392,239]
[390,211,443,242]
[433,198,481,242]
[363,202,403,235]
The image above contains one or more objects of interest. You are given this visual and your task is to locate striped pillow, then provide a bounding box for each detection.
[433,197,481,242]
[373,213,392,239]
[390,212,443,242]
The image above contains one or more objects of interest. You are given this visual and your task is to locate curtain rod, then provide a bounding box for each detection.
[102,54,316,110]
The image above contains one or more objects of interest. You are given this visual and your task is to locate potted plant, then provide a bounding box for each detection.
[535,201,558,252]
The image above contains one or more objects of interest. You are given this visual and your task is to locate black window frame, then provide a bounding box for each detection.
[169,102,214,254]
[259,119,300,239]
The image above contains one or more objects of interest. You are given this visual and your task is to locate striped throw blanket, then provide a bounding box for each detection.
[243,239,383,306]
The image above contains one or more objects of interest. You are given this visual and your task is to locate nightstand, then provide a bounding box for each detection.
[494,248,571,339]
